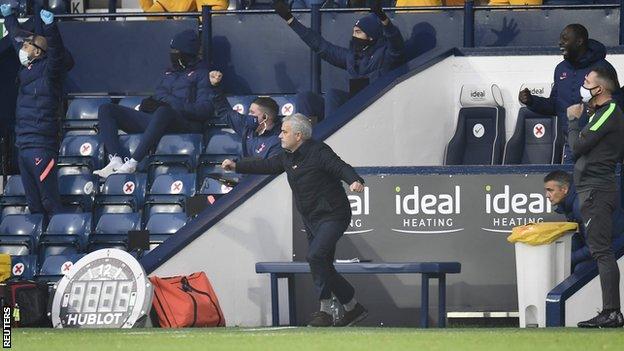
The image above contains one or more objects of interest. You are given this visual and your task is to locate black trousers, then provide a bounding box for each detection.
[578,190,621,310]
[304,218,355,303]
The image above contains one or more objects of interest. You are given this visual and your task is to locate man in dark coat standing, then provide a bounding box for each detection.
[222,113,367,327]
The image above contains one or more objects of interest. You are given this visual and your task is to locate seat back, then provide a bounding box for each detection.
[504,107,562,164]
[58,135,105,173]
[149,134,203,179]
[37,253,85,282]
[96,173,147,215]
[10,255,38,280]
[445,85,506,165]
[0,214,44,255]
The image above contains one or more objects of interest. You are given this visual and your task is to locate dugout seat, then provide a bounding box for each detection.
[503,107,563,164]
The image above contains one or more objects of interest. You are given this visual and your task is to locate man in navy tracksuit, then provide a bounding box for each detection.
[273,0,405,121]
[208,71,282,160]
[1,6,66,221]
[544,170,624,273]
[519,24,623,164]
[94,30,214,178]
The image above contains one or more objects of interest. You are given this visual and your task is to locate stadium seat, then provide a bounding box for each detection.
[63,97,111,135]
[89,213,142,251]
[0,175,28,219]
[36,253,85,282]
[144,173,196,219]
[148,134,203,181]
[58,174,98,212]
[198,177,235,201]
[0,214,44,255]
[444,84,506,165]
[94,173,147,221]
[199,128,242,183]
[271,95,297,117]
[118,96,144,110]
[58,135,105,175]
[503,107,563,164]
[145,212,187,250]
[9,255,38,280]
[38,213,92,260]
[226,95,256,115]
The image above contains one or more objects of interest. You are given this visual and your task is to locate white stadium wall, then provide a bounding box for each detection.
[151,53,624,326]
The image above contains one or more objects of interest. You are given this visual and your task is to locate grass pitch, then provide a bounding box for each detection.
[10,327,624,351]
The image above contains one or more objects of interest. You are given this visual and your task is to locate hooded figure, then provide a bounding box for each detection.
[273,0,405,121]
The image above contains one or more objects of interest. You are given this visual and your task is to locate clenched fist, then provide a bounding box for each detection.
[221,159,236,171]
[209,70,223,86]
[567,103,584,121]
[350,181,364,193]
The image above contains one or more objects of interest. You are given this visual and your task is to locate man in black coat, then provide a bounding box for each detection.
[222,113,367,327]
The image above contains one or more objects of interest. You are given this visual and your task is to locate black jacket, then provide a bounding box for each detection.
[236,139,364,224]
[568,99,624,192]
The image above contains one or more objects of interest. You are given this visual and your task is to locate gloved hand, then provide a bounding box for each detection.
[0,4,12,17]
[139,97,170,113]
[370,0,388,22]
[273,0,293,22]
[40,9,54,25]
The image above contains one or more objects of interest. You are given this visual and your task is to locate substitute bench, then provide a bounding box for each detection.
[255,261,461,327]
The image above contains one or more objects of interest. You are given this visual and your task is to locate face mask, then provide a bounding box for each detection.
[170,52,198,70]
[255,114,268,135]
[580,85,599,103]
[350,37,371,53]
[18,49,30,66]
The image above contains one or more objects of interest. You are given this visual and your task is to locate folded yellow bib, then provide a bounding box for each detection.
[507,222,578,246]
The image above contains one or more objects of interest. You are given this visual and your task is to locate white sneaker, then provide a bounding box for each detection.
[115,158,138,174]
[93,155,123,178]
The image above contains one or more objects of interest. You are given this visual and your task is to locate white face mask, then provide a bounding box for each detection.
[580,85,598,103]
[18,49,30,66]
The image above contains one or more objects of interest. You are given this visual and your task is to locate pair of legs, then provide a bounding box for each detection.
[304,218,367,326]
[95,103,202,176]
[17,147,63,224]
[98,103,201,162]
[295,89,350,123]
[577,190,623,327]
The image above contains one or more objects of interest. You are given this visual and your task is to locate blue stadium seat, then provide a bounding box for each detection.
[145,213,187,250]
[271,95,297,117]
[63,97,111,135]
[58,174,98,212]
[36,254,85,282]
[38,213,92,260]
[89,213,142,251]
[118,96,145,110]
[94,173,147,221]
[1,175,28,219]
[0,214,44,255]
[445,85,506,165]
[199,128,242,183]
[226,95,255,115]
[148,134,203,181]
[503,108,563,165]
[144,173,196,219]
[58,135,105,175]
[199,177,235,200]
[9,255,38,280]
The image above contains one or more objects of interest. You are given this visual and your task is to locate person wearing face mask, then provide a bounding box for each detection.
[518,24,623,164]
[566,67,624,328]
[94,30,214,178]
[1,5,67,223]
[273,0,405,121]
[208,71,282,160]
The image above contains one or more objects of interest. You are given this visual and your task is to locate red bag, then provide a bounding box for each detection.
[150,272,225,328]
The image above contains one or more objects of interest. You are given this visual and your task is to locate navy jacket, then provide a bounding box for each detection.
[212,87,282,160]
[289,19,405,82]
[555,184,624,267]
[154,63,214,122]
[527,39,624,132]
[5,14,65,151]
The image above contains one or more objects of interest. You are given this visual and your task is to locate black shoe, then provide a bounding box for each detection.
[335,303,368,327]
[578,310,624,328]
[307,311,333,327]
